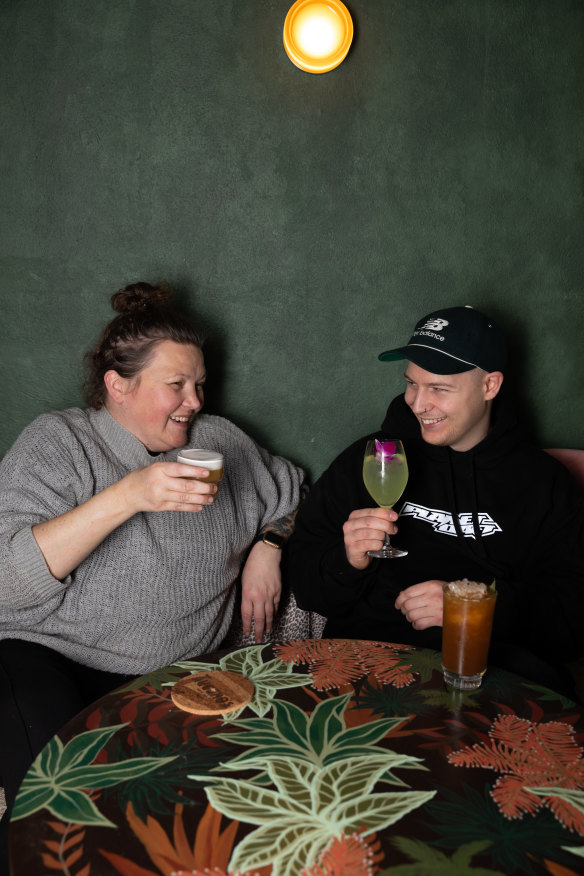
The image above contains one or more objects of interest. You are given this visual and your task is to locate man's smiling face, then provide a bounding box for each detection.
[403,362,503,452]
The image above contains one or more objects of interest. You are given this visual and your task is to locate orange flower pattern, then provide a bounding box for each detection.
[274,638,416,689]
[448,714,584,834]
[301,831,383,876]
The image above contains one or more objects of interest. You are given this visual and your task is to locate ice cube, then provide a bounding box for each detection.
[446,578,488,600]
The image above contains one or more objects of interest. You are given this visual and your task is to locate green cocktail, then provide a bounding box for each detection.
[363,438,408,558]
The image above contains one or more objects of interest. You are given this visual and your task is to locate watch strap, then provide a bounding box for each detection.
[253,531,286,550]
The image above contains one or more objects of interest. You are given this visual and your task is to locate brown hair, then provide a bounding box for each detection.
[84,282,205,409]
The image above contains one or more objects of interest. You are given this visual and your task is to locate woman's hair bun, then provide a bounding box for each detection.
[111,282,172,314]
[84,280,204,409]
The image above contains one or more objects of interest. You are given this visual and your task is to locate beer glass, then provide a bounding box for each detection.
[177,449,224,485]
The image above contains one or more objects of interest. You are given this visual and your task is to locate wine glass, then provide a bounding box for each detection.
[362,438,409,558]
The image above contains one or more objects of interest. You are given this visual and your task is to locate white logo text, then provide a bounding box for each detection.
[400,502,502,538]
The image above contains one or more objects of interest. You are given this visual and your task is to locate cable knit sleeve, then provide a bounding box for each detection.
[197,416,305,534]
[0,412,94,615]
[255,443,306,529]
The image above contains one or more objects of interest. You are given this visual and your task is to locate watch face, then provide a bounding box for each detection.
[263,532,286,549]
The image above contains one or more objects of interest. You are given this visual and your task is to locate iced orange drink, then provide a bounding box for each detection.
[442,579,497,690]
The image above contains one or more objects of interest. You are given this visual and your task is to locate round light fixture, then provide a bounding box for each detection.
[283,0,353,74]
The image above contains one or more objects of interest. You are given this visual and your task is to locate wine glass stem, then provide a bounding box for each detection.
[383,533,392,549]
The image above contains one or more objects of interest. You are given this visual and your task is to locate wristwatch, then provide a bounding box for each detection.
[256,531,286,550]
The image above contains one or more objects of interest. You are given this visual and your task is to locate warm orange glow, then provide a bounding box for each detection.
[283,0,353,74]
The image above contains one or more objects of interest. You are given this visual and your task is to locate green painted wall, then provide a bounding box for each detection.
[1,0,583,480]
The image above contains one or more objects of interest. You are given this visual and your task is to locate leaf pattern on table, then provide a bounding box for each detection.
[114,664,189,694]
[11,724,174,826]
[172,870,271,876]
[355,677,430,723]
[526,786,584,836]
[13,642,584,876]
[169,644,312,717]
[448,714,584,834]
[188,693,434,876]
[274,638,418,690]
[392,647,443,684]
[103,735,234,818]
[561,844,584,860]
[423,781,582,876]
[212,693,416,773]
[521,682,580,709]
[419,686,483,710]
[199,761,433,876]
[379,837,505,875]
[40,821,88,876]
[102,800,242,875]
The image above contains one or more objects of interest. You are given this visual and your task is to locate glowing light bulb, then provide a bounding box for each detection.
[283,0,353,74]
[295,6,342,58]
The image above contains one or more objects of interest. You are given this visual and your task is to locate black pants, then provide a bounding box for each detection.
[0,639,133,876]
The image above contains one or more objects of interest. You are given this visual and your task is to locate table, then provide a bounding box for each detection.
[9,639,584,875]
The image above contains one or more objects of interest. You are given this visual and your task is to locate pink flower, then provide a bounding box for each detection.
[375,439,396,459]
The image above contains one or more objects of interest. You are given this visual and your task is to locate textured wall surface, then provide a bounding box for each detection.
[1,0,583,479]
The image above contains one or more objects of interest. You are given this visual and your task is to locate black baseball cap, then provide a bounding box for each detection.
[378,305,507,374]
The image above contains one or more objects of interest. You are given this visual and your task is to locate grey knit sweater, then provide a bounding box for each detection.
[0,407,304,674]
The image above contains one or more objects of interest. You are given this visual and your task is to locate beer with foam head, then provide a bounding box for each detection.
[177,449,224,483]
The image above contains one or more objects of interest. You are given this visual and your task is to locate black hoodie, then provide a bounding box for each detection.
[289,393,584,665]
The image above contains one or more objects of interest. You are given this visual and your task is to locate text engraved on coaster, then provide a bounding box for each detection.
[171,670,255,715]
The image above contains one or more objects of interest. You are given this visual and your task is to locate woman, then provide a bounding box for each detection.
[0,282,304,867]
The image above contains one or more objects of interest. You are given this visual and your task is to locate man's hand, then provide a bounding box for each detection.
[395,580,446,630]
[241,541,282,643]
[343,508,398,570]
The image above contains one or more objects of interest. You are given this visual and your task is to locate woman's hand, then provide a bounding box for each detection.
[343,508,398,570]
[394,580,445,629]
[240,542,282,643]
[32,462,218,582]
[122,462,218,515]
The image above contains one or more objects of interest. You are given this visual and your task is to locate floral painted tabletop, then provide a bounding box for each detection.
[9,639,584,876]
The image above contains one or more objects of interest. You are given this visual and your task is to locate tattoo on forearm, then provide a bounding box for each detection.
[260,508,298,540]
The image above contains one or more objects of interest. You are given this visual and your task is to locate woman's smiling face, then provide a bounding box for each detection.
[105,340,206,452]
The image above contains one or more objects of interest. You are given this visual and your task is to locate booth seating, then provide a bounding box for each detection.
[545,447,584,491]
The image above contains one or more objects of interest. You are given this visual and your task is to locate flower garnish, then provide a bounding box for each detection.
[375,439,397,459]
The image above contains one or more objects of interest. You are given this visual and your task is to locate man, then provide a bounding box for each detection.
[289,306,584,695]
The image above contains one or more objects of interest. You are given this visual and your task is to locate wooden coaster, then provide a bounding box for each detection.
[171,670,254,715]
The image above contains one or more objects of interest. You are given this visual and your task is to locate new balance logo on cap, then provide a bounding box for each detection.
[378,305,507,375]
[419,318,449,332]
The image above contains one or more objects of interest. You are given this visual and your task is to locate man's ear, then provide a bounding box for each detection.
[103,370,127,405]
[484,371,504,401]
